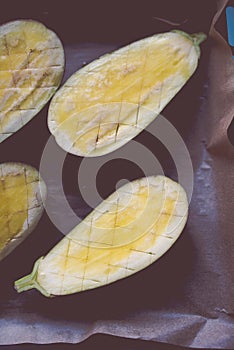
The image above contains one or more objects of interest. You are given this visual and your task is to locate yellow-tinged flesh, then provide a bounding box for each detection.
[0,173,32,249]
[37,176,188,295]
[48,32,198,156]
[0,163,46,258]
[0,20,64,142]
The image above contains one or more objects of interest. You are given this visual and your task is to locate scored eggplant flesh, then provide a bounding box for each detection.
[15,175,188,297]
[0,162,46,261]
[0,20,64,142]
[48,31,205,157]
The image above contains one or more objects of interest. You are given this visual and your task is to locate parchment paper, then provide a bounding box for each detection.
[0,0,233,348]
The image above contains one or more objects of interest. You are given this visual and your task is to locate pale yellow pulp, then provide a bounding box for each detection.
[0,21,63,135]
[0,172,33,249]
[49,33,196,155]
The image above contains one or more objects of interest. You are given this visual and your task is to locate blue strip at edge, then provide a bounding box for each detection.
[226,6,234,47]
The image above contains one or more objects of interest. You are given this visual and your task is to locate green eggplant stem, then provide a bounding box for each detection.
[190,32,207,46]
[14,257,51,297]
[172,30,207,57]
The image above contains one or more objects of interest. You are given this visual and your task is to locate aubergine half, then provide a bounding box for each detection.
[48,30,206,157]
[0,20,64,143]
[0,162,46,261]
[15,175,188,297]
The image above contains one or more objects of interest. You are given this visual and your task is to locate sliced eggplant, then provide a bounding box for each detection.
[0,20,64,142]
[0,162,46,261]
[15,175,188,297]
[48,30,205,157]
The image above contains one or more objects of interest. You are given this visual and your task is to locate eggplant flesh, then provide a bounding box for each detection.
[15,175,188,297]
[0,162,46,261]
[0,20,64,143]
[48,31,205,157]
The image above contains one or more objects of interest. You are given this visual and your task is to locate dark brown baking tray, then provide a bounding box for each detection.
[0,0,234,348]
